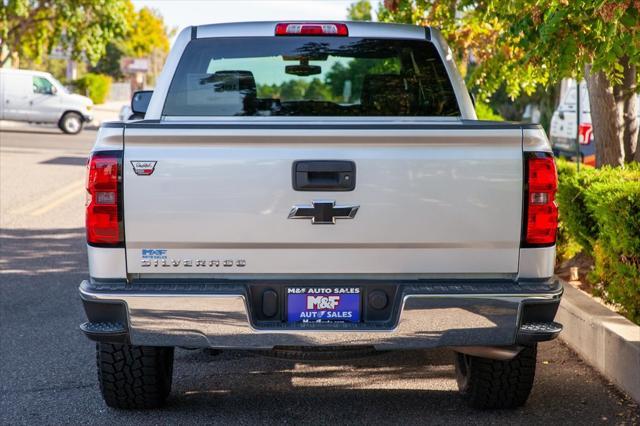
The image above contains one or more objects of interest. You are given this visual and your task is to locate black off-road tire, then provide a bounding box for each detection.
[454,344,537,409]
[59,111,83,134]
[96,343,174,409]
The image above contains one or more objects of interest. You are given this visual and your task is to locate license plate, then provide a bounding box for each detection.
[287,287,360,323]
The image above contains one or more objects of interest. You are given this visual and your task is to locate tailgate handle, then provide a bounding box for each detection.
[292,160,356,191]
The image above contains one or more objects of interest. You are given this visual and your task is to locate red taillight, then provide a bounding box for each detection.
[524,154,558,246]
[275,22,348,36]
[86,151,122,246]
[578,123,593,145]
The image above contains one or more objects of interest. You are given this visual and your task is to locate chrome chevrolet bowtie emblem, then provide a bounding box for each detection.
[288,200,359,224]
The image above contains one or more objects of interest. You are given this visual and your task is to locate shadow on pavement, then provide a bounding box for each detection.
[0,128,63,136]
[39,156,88,166]
[0,227,86,276]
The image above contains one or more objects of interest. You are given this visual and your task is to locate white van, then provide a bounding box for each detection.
[0,69,93,134]
[550,80,639,165]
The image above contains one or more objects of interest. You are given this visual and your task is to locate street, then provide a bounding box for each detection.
[0,125,638,425]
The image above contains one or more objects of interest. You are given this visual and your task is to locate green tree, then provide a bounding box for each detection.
[378,0,640,166]
[279,80,309,100]
[92,5,171,82]
[347,0,373,21]
[120,5,170,58]
[91,42,125,80]
[257,83,281,99]
[325,58,400,101]
[0,0,129,67]
[304,78,332,100]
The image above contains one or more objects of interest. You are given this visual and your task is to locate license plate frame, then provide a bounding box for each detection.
[286,287,361,323]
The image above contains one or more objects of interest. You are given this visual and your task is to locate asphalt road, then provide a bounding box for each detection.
[1,124,638,425]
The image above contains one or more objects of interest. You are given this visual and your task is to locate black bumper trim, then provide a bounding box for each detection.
[517,321,563,344]
[80,321,128,343]
[83,277,562,295]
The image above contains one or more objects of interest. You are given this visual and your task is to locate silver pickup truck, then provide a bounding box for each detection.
[80,21,562,410]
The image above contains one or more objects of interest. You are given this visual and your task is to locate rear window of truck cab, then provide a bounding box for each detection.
[162,37,460,117]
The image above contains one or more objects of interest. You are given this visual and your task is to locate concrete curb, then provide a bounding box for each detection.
[556,281,640,403]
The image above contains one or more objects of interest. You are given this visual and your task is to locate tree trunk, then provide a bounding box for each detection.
[624,91,639,162]
[585,64,625,167]
[619,59,639,163]
[0,49,11,67]
[633,97,640,162]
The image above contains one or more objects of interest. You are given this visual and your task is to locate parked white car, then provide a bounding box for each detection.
[0,68,93,134]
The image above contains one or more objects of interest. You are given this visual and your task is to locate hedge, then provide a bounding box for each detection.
[475,101,504,121]
[556,159,640,324]
[73,73,112,104]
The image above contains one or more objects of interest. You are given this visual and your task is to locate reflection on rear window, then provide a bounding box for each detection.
[163,37,460,117]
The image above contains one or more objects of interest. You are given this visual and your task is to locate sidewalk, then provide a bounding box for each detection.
[557,280,640,403]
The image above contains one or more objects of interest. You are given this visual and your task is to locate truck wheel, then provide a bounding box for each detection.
[96,343,174,409]
[59,112,83,134]
[454,344,537,409]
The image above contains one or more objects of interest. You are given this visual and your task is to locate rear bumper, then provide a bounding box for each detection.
[79,278,563,350]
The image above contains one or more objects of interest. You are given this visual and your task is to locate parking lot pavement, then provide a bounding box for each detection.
[1,126,639,425]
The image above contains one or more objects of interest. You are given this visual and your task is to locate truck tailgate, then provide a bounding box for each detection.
[123,124,523,275]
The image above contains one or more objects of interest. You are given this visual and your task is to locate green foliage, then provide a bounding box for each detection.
[0,0,129,67]
[91,6,171,80]
[73,73,112,104]
[304,78,332,101]
[556,159,640,323]
[347,0,373,21]
[258,79,335,102]
[555,160,598,252]
[258,58,400,103]
[378,1,640,99]
[591,243,640,324]
[19,56,87,83]
[555,217,583,264]
[474,101,503,121]
[377,1,640,166]
[259,80,312,101]
[325,58,400,101]
[91,42,126,80]
[119,5,170,58]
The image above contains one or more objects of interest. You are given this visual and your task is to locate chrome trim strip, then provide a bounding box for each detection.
[126,241,518,249]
